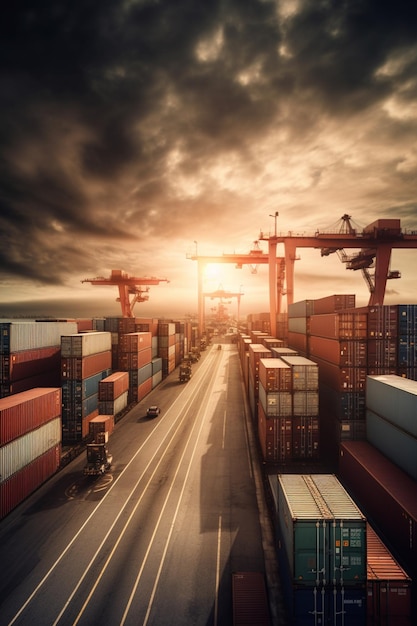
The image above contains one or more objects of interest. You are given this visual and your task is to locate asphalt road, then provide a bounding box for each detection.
[0,342,283,626]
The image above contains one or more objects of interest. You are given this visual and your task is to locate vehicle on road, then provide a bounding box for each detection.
[84,441,113,476]
[179,361,192,382]
[147,405,161,418]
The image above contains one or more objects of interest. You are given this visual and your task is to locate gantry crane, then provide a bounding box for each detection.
[203,286,244,329]
[82,269,169,317]
[187,242,285,335]
[259,214,417,331]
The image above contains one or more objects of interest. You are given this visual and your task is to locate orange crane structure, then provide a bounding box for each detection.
[187,242,285,333]
[82,269,169,317]
[259,214,417,336]
[203,286,244,328]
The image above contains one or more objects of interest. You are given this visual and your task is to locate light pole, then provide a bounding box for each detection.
[269,211,279,237]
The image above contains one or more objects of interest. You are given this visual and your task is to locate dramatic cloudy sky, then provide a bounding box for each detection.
[1,0,417,319]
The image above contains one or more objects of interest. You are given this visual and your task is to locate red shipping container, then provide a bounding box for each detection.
[258,402,292,462]
[98,371,129,401]
[287,331,308,355]
[366,524,412,626]
[339,441,417,576]
[1,369,61,397]
[292,416,320,459]
[248,345,272,374]
[61,351,112,380]
[312,293,356,314]
[89,415,114,438]
[0,388,61,447]
[367,338,397,367]
[310,355,367,391]
[258,358,292,392]
[367,305,398,338]
[310,312,367,340]
[82,409,99,439]
[309,335,367,367]
[119,332,152,352]
[0,444,60,519]
[118,347,152,371]
[130,377,153,403]
[1,346,61,383]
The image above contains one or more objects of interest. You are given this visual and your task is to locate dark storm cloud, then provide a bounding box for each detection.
[1,0,417,289]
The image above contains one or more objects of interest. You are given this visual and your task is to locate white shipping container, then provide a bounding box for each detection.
[281,355,319,390]
[98,391,128,416]
[61,332,112,358]
[152,371,163,388]
[259,383,293,417]
[0,321,78,353]
[366,375,417,437]
[0,417,61,483]
[366,409,417,481]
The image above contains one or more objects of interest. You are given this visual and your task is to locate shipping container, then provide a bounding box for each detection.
[367,305,398,339]
[366,375,417,437]
[98,371,129,401]
[118,347,152,370]
[103,316,137,334]
[61,351,112,380]
[0,321,78,354]
[258,382,293,417]
[1,369,61,398]
[0,346,61,384]
[232,572,271,626]
[271,347,299,358]
[309,311,367,340]
[248,345,272,374]
[312,294,356,315]
[275,474,366,586]
[0,444,60,519]
[62,370,111,405]
[0,388,61,447]
[288,317,309,334]
[281,355,319,390]
[258,358,292,392]
[288,300,315,318]
[398,304,417,335]
[310,355,367,391]
[366,523,412,626]
[88,415,114,439]
[98,390,129,417]
[366,409,417,481]
[292,391,319,416]
[60,332,112,358]
[258,402,292,461]
[151,357,163,375]
[338,441,417,577]
[0,417,61,482]
[292,416,320,459]
[309,336,367,367]
[119,331,152,352]
[287,331,308,356]
[290,585,366,626]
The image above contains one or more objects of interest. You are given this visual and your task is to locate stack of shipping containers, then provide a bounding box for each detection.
[258,356,319,463]
[119,331,153,404]
[0,388,62,519]
[366,523,412,626]
[61,332,112,442]
[270,474,367,626]
[158,322,176,377]
[398,305,417,379]
[248,344,272,419]
[338,441,417,596]
[365,374,417,481]
[0,320,78,397]
[97,371,129,425]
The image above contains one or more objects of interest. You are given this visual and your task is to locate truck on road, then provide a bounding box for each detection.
[179,361,192,382]
[84,439,113,476]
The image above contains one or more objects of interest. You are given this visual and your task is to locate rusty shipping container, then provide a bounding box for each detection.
[61,332,112,358]
[366,523,412,626]
[339,441,417,578]
[61,351,112,380]
[0,388,61,447]
[98,371,129,401]
[0,444,61,520]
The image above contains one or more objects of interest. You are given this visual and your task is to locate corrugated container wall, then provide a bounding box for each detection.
[61,332,112,358]
[0,388,61,447]
[0,321,78,353]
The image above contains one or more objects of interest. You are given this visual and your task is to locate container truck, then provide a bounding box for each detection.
[84,434,113,476]
[179,361,192,382]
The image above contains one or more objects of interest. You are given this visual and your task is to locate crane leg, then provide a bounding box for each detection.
[368,244,393,306]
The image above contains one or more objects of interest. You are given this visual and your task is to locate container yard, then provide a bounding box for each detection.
[1,288,417,623]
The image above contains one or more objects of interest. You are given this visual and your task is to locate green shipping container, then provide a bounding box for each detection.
[277,474,366,586]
